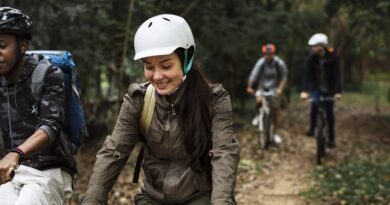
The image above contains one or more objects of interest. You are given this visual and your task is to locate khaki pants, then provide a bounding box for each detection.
[0,165,73,205]
[134,192,211,205]
[256,95,281,110]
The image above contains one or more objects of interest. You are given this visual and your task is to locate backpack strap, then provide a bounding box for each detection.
[140,84,156,136]
[71,74,81,100]
[132,84,155,183]
[274,59,281,81]
[31,59,51,114]
[131,144,144,183]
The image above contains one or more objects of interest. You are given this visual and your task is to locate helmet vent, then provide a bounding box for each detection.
[148,22,153,28]
[162,17,171,21]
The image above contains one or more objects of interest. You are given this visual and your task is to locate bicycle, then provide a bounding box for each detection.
[255,90,277,150]
[313,96,334,164]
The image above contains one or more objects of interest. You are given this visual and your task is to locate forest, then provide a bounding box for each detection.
[1,0,389,204]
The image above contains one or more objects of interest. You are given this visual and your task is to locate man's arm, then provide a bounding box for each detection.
[333,57,342,99]
[276,59,288,95]
[18,129,50,159]
[300,56,312,99]
[247,58,264,94]
[36,66,66,144]
[0,129,50,184]
[0,66,64,184]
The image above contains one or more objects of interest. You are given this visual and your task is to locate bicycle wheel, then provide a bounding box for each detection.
[259,112,270,150]
[315,112,326,164]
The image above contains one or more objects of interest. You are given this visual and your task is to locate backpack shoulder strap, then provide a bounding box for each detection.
[30,59,51,115]
[31,59,51,101]
[132,83,155,183]
[275,59,281,80]
[140,84,156,136]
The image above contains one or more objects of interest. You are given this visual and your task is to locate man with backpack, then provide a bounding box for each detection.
[0,7,77,204]
[246,43,288,143]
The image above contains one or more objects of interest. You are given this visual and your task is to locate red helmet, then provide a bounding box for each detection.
[261,43,276,54]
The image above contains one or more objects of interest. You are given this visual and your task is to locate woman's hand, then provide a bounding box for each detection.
[0,152,19,184]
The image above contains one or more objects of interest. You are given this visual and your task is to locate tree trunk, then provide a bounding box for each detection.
[118,0,136,105]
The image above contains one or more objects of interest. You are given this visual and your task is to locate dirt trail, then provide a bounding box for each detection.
[235,113,318,205]
[73,103,390,205]
[234,103,390,205]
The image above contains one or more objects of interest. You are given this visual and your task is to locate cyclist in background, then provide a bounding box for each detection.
[246,43,288,143]
[300,33,342,148]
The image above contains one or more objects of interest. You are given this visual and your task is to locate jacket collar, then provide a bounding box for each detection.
[155,80,187,111]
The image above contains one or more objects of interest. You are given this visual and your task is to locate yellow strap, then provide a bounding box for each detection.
[129,84,155,183]
[140,84,156,136]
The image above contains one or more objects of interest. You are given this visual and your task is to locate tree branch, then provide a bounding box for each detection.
[180,0,201,17]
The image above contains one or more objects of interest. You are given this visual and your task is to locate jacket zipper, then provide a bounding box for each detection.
[166,103,176,201]
[171,104,176,116]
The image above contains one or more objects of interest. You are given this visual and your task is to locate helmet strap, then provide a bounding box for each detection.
[183,49,194,75]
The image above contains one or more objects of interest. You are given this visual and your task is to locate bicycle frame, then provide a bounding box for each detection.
[313,96,334,164]
[256,90,276,150]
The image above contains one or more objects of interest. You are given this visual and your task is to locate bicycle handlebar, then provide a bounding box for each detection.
[307,96,335,102]
[255,90,276,97]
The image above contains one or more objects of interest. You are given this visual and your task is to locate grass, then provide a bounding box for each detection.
[238,158,263,175]
[301,158,390,205]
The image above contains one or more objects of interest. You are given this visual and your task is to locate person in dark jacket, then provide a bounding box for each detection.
[82,14,240,205]
[300,33,342,148]
[0,7,76,205]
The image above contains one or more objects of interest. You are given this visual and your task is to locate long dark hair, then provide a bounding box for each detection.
[176,48,212,174]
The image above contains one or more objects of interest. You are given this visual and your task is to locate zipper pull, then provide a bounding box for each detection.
[171,104,176,116]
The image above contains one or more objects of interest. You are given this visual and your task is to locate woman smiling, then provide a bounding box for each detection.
[82,14,240,205]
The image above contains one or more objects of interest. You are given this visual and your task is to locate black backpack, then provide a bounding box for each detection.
[259,59,282,82]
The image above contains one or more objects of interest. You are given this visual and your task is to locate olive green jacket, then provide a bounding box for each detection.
[82,82,240,205]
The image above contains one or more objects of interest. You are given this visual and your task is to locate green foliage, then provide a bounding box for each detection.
[387,87,390,103]
[361,72,390,110]
[302,159,390,204]
[325,0,390,89]
[1,0,389,138]
[238,158,262,175]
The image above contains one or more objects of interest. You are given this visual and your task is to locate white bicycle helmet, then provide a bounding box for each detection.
[308,33,328,46]
[134,14,195,60]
